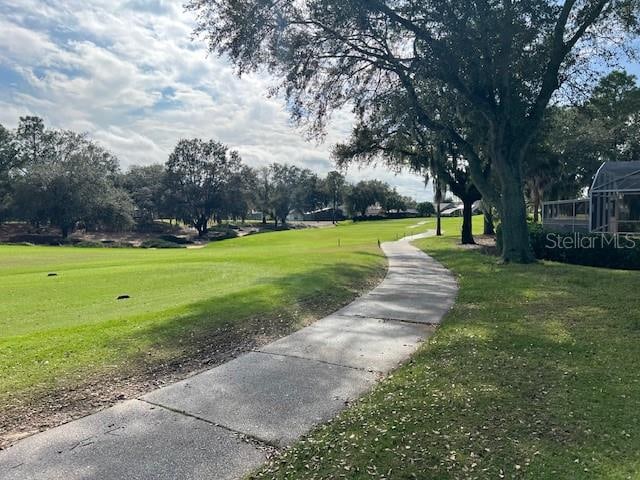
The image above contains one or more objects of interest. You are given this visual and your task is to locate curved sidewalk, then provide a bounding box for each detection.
[0,232,458,480]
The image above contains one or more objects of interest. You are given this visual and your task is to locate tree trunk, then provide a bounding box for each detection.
[262,214,267,224]
[498,168,534,263]
[436,200,442,236]
[195,217,208,237]
[483,203,495,235]
[332,198,337,224]
[61,225,70,238]
[461,200,475,245]
[532,186,542,223]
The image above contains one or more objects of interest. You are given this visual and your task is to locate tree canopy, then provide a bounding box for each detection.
[165,139,242,236]
[189,0,640,262]
[525,70,640,220]
[13,128,134,236]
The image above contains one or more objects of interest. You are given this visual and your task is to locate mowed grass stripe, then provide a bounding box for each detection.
[0,218,437,406]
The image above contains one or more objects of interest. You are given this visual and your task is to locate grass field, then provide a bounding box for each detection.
[252,223,640,479]
[0,218,437,442]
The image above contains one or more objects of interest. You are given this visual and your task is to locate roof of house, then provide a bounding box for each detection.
[592,161,640,193]
[440,206,463,215]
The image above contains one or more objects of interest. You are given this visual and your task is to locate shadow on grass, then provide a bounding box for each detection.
[0,259,385,446]
[412,243,640,478]
[250,240,640,480]
[127,259,385,353]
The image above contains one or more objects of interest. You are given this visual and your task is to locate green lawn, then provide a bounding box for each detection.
[0,219,435,418]
[252,224,640,479]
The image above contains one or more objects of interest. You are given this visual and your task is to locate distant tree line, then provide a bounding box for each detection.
[0,117,134,237]
[0,117,424,238]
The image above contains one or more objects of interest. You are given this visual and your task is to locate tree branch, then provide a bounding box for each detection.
[527,0,610,138]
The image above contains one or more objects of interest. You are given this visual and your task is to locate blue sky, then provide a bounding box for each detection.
[0,1,638,202]
[0,0,434,200]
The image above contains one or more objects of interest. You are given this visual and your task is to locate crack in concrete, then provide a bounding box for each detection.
[337,313,441,327]
[251,349,384,375]
[137,398,280,454]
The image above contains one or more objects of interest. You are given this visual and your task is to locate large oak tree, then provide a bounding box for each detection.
[188,0,639,262]
[165,139,241,236]
[13,129,134,237]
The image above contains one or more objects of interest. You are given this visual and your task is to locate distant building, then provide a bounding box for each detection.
[365,203,384,216]
[245,211,265,221]
[439,201,482,217]
[286,210,305,222]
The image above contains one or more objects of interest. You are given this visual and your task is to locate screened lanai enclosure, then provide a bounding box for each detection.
[542,161,640,234]
[542,199,590,233]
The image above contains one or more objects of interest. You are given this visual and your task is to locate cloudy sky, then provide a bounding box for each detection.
[0,0,434,201]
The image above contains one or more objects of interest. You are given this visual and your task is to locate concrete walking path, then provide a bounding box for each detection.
[0,231,458,480]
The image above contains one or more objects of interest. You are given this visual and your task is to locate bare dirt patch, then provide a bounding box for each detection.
[0,221,334,247]
[0,222,190,246]
[458,234,498,255]
[0,269,383,450]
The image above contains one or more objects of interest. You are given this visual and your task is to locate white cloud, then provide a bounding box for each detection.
[0,0,433,201]
[0,19,57,61]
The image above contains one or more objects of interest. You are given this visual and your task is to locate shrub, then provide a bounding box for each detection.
[139,239,186,249]
[74,240,135,248]
[351,215,386,222]
[207,227,239,241]
[351,213,418,222]
[6,234,65,246]
[73,240,110,248]
[158,234,193,245]
[135,221,182,234]
[254,223,290,231]
[497,223,640,270]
